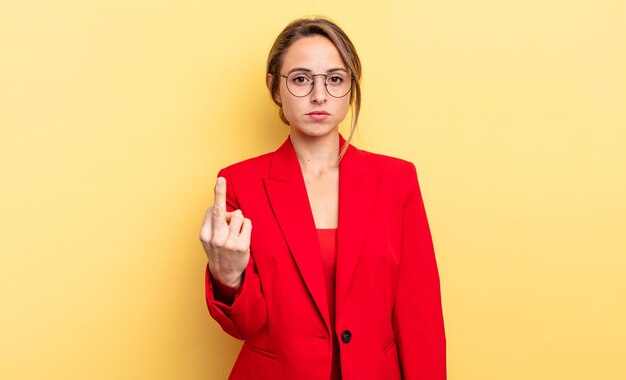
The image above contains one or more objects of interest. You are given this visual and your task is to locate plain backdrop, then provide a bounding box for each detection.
[1,1,625,379]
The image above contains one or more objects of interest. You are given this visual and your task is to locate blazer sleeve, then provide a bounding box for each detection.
[204,168,268,340]
[393,163,446,379]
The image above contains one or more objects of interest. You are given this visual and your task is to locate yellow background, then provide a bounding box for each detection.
[1,1,625,379]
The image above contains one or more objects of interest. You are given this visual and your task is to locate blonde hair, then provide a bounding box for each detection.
[266,18,362,162]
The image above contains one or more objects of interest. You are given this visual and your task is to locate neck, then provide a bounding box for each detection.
[289,129,340,174]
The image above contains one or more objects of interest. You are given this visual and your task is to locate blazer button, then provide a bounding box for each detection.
[341,330,352,344]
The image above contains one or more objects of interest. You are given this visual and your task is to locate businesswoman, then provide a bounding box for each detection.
[200,18,446,379]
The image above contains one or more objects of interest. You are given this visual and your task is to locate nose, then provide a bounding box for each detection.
[310,75,328,104]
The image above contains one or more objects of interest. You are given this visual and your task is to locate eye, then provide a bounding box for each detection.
[290,75,311,85]
[328,75,345,85]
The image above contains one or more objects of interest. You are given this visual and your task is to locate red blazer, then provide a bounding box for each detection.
[205,134,446,379]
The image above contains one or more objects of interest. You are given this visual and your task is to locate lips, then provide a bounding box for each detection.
[307,111,330,121]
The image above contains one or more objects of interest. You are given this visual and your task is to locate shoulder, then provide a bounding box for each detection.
[358,147,418,184]
[215,152,274,208]
[215,152,273,201]
[354,146,423,205]
[217,151,273,178]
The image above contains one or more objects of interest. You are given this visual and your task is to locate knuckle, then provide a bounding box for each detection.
[236,243,249,254]
[212,206,223,216]
[210,236,224,247]
[241,218,251,228]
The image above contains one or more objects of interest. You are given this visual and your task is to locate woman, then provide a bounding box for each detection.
[200,18,446,379]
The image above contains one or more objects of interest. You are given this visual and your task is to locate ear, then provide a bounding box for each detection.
[266,73,281,104]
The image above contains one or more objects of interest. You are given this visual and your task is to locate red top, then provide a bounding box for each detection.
[317,228,341,380]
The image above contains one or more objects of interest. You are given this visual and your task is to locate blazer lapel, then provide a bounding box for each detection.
[263,136,331,331]
[336,135,375,316]
[262,133,376,329]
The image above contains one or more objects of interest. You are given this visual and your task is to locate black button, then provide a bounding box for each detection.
[341,330,352,343]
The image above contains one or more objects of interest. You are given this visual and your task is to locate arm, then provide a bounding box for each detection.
[202,169,267,340]
[205,256,266,340]
[393,163,446,379]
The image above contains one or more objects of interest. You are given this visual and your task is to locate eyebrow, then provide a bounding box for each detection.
[285,67,349,75]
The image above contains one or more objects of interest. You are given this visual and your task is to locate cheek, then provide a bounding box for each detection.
[335,98,351,119]
[280,98,299,124]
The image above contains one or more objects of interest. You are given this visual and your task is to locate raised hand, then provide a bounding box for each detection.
[200,177,252,289]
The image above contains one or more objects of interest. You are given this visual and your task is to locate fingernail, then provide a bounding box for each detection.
[217,177,225,187]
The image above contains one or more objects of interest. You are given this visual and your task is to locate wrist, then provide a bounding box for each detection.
[213,270,243,289]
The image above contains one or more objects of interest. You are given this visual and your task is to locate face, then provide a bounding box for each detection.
[270,35,352,138]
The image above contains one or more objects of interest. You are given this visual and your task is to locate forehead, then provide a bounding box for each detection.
[281,35,346,72]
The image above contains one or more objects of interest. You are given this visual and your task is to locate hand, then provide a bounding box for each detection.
[200,177,252,289]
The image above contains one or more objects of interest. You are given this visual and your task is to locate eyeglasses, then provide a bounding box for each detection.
[280,71,355,98]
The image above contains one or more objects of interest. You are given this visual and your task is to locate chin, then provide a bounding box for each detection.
[291,123,338,138]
